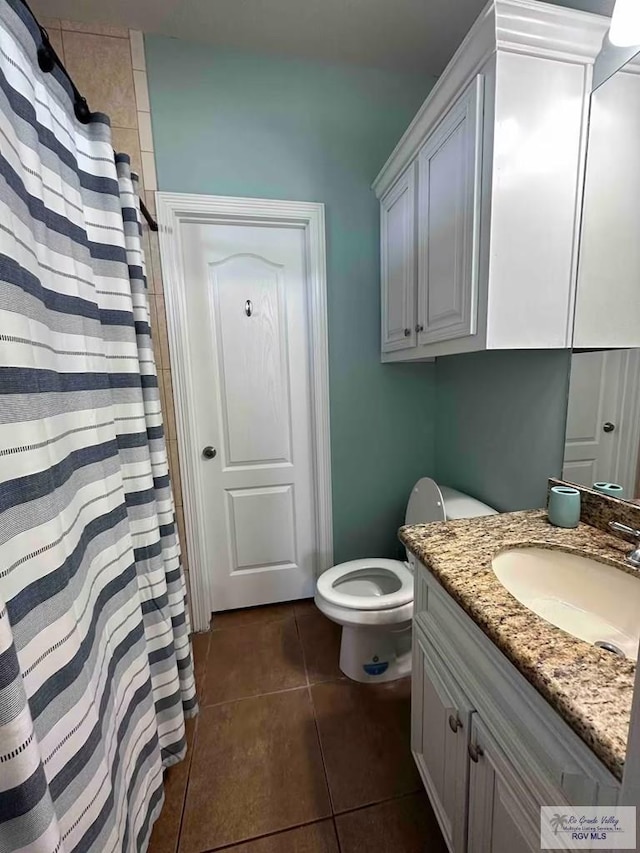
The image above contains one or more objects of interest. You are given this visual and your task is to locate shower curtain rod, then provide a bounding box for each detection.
[15,0,159,232]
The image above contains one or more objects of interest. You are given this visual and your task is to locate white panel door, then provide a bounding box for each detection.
[417,76,483,346]
[467,717,540,853]
[381,162,417,352]
[412,624,473,853]
[574,69,640,349]
[181,221,317,611]
[563,349,640,495]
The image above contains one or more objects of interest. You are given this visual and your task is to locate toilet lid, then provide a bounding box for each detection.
[405,478,446,525]
[316,558,413,611]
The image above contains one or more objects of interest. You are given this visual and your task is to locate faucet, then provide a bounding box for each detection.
[608,521,640,568]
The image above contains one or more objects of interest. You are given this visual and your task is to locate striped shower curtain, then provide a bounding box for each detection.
[0,1,196,851]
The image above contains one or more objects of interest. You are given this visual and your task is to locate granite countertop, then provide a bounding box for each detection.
[399,509,637,780]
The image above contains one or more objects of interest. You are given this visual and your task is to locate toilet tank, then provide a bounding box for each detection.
[439,485,497,520]
[405,478,496,526]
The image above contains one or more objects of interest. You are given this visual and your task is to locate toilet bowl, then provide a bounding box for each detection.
[315,478,496,683]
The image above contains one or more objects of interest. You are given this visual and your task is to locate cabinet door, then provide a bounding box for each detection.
[380,162,417,352]
[417,75,483,346]
[467,717,541,853]
[412,624,473,853]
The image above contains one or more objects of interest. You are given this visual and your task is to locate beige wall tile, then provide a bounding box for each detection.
[138,110,154,153]
[129,30,146,72]
[141,151,157,192]
[168,440,183,507]
[144,190,156,216]
[161,369,177,442]
[147,294,163,372]
[157,360,168,419]
[156,295,171,369]
[148,231,164,295]
[62,31,137,128]
[61,20,129,38]
[176,505,186,545]
[133,69,150,112]
[176,506,190,573]
[110,127,143,184]
[46,29,64,62]
[141,226,153,286]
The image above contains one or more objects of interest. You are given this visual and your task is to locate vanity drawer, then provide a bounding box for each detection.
[413,563,620,807]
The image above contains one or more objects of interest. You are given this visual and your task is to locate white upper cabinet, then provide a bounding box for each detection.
[417,77,483,347]
[381,162,417,352]
[374,0,608,362]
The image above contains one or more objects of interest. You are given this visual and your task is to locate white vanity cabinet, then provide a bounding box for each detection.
[412,564,621,853]
[412,627,474,852]
[466,718,541,853]
[375,0,608,361]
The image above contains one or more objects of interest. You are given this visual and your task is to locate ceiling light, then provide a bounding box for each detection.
[609,0,640,47]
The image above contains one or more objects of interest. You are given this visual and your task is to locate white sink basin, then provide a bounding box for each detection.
[492,548,640,660]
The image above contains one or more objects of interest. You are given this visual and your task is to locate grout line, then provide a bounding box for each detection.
[200,682,310,710]
[174,713,199,853]
[307,683,336,816]
[196,816,335,853]
[332,815,343,853]
[332,788,425,819]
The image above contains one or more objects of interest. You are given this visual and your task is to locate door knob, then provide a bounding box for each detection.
[603,422,616,433]
[202,446,217,459]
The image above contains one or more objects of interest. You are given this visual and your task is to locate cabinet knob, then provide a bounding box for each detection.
[202,446,217,460]
[603,422,616,433]
[403,328,411,337]
[468,742,484,763]
[448,714,462,733]
[415,324,424,333]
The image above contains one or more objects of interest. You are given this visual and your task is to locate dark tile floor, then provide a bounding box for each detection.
[148,601,447,853]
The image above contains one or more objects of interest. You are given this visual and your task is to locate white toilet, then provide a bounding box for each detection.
[315,478,497,683]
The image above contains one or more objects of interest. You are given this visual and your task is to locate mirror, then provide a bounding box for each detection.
[563,31,640,502]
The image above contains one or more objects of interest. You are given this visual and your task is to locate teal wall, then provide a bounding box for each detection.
[145,37,437,561]
[434,350,572,511]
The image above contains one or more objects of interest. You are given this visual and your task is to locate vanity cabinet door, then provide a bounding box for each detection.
[467,717,540,853]
[412,624,473,853]
[380,162,417,353]
[417,75,483,347]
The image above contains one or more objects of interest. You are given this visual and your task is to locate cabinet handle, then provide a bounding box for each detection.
[415,324,424,333]
[468,742,484,763]
[448,714,462,733]
[404,328,411,337]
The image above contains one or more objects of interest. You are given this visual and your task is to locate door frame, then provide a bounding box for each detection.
[156,193,333,631]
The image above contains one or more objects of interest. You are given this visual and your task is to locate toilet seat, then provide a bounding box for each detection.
[316,558,413,611]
